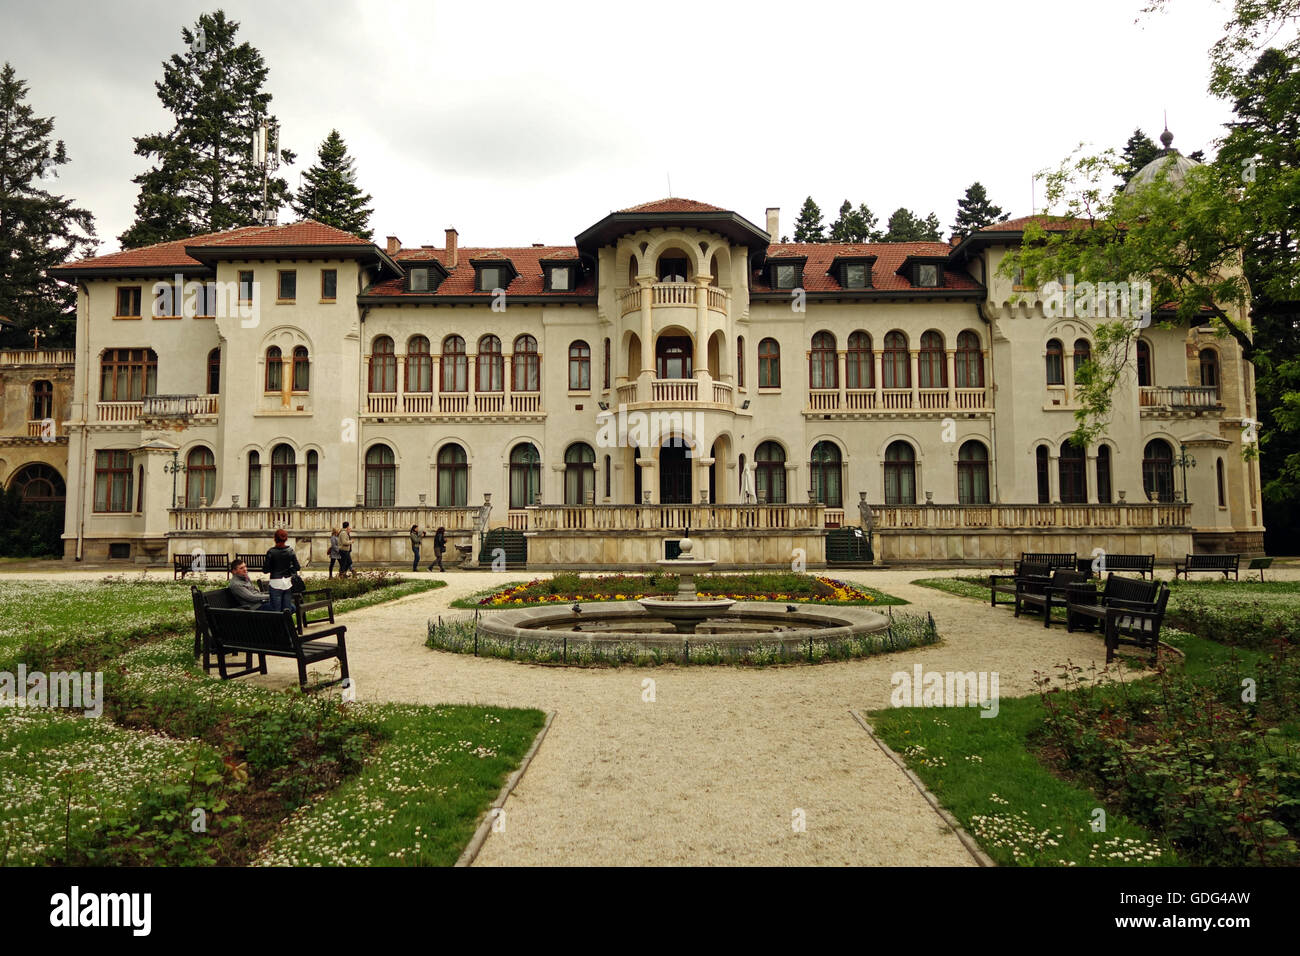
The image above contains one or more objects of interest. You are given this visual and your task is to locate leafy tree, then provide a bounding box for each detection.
[792,196,825,242]
[951,182,1009,238]
[1119,128,1161,183]
[291,130,373,238]
[828,200,880,242]
[882,207,942,242]
[119,10,295,248]
[0,63,96,348]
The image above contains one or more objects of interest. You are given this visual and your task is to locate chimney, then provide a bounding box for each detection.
[385,235,401,255]
[949,234,962,247]
[766,207,780,240]
[445,228,459,268]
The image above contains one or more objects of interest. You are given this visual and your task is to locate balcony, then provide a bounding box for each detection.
[611,377,735,409]
[142,394,219,420]
[0,348,74,366]
[1139,385,1222,414]
[366,390,544,420]
[96,401,143,423]
[806,385,989,417]
[617,283,730,317]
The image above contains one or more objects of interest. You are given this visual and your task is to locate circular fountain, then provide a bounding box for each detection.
[636,535,734,633]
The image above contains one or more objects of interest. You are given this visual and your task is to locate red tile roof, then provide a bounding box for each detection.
[51,220,370,274]
[366,246,593,297]
[617,198,727,214]
[979,215,1089,232]
[753,242,981,293]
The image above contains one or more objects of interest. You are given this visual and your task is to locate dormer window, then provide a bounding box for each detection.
[843,264,868,288]
[550,266,571,291]
[769,259,804,290]
[409,268,429,292]
[915,264,940,288]
[830,256,875,290]
[471,257,518,293]
[479,266,503,291]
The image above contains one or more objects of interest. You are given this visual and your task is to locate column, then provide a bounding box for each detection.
[873,351,884,409]
[694,276,709,387]
[1086,454,1099,504]
[1049,453,1060,503]
[909,350,920,409]
[280,355,291,408]
[639,278,654,402]
[945,348,957,409]
[396,351,405,412]
[432,355,442,412]
[837,350,847,407]
[784,461,799,504]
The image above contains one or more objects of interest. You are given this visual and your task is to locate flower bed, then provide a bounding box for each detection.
[474,573,891,607]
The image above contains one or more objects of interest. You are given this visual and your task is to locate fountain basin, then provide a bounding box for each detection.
[635,595,736,633]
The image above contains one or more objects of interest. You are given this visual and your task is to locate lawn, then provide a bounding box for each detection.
[0,572,544,867]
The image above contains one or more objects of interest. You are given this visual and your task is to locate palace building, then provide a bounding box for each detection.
[44,188,1263,568]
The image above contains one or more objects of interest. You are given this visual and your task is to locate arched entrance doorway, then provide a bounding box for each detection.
[660,440,692,504]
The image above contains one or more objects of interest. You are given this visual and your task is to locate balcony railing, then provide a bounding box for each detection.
[368,391,544,418]
[141,394,219,419]
[1140,385,1222,409]
[527,503,827,532]
[169,505,481,534]
[955,388,987,409]
[96,401,143,422]
[651,378,697,403]
[870,502,1192,530]
[882,389,912,409]
[0,348,74,366]
[24,419,63,438]
[809,389,840,411]
[918,389,948,410]
[617,284,730,317]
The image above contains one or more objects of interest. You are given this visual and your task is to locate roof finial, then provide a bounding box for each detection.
[1161,111,1173,149]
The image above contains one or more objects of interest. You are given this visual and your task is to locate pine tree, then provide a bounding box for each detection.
[291,130,373,238]
[792,196,825,242]
[882,208,942,242]
[119,10,296,248]
[0,63,96,348]
[828,200,880,242]
[951,182,1009,238]
[1119,128,1160,183]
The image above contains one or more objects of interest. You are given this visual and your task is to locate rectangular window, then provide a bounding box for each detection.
[321,269,337,300]
[916,264,939,288]
[409,268,429,292]
[93,450,133,513]
[774,264,798,289]
[551,267,571,291]
[116,286,142,317]
[278,270,296,301]
[195,282,217,317]
[843,264,868,288]
[239,270,255,303]
[479,267,501,291]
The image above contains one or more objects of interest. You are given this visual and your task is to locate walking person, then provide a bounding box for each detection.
[429,525,447,572]
[260,529,300,613]
[410,524,425,572]
[338,522,354,577]
[328,526,341,578]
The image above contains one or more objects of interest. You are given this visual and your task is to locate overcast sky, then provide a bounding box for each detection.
[4,0,1245,254]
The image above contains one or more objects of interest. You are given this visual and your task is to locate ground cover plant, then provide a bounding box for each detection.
[457,572,905,609]
[0,574,540,866]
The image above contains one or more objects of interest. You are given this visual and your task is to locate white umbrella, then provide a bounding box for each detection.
[740,465,755,503]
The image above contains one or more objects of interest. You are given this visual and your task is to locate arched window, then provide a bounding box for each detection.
[406,336,432,393]
[847,331,873,389]
[810,441,842,507]
[364,444,395,507]
[955,331,983,388]
[31,380,53,420]
[442,335,467,392]
[1136,340,1152,387]
[883,332,909,389]
[564,443,596,504]
[1216,458,1226,507]
[184,446,215,508]
[758,338,780,387]
[292,346,310,391]
[100,348,158,401]
[9,463,64,507]
[919,330,946,388]
[477,335,503,392]
[884,441,916,505]
[306,450,318,508]
[513,335,539,392]
[437,444,468,506]
[627,255,638,286]
[206,349,220,395]
[809,331,838,389]
[603,338,611,389]
[1199,348,1220,398]
[265,346,282,392]
[1059,440,1087,503]
[510,443,541,508]
[1073,338,1091,384]
[1045,339,1064,386]
[1035,445,1050,503]
[270,444,296,507]
[568,340,591,390]
[1142,439,1175,502]
[247,451,261,508]
[755,441,787,503]
[657,254,689,282]
[737,335,746,388]
[369,336,396,392]
[957,441,989,504]
[1097,445,1113,504]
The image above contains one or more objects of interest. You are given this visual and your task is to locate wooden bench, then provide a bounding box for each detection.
[1076,553,1155,580]
[190,585,264,676]
[1014,552,1077,575]
[206,606,349,690]
[1173,553,1240,580]
[235,552,268,575]
[1248,556,1273,581]
[294,588,337,635]
[174,552,230,580]
[1065,574,1169,663]
[990,565,1052,607]
[1014,568,1087,627]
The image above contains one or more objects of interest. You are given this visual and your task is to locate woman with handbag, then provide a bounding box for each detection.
[328,526,341,578]
[429,526,447,572]
[261,528,302,613]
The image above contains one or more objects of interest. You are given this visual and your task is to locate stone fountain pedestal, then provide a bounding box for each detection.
[637,536,734,633]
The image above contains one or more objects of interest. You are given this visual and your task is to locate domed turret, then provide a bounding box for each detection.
[1124,127,1201,194]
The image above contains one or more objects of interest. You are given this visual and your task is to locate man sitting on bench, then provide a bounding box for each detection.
[227,560,265,610]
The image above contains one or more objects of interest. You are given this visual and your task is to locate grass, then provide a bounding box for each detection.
[451,572,907,609]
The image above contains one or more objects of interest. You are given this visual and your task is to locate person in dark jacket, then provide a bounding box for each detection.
[261,528,300,613]
[410,525,424,572]
[428,526,447,572]
[227,560,265,609]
